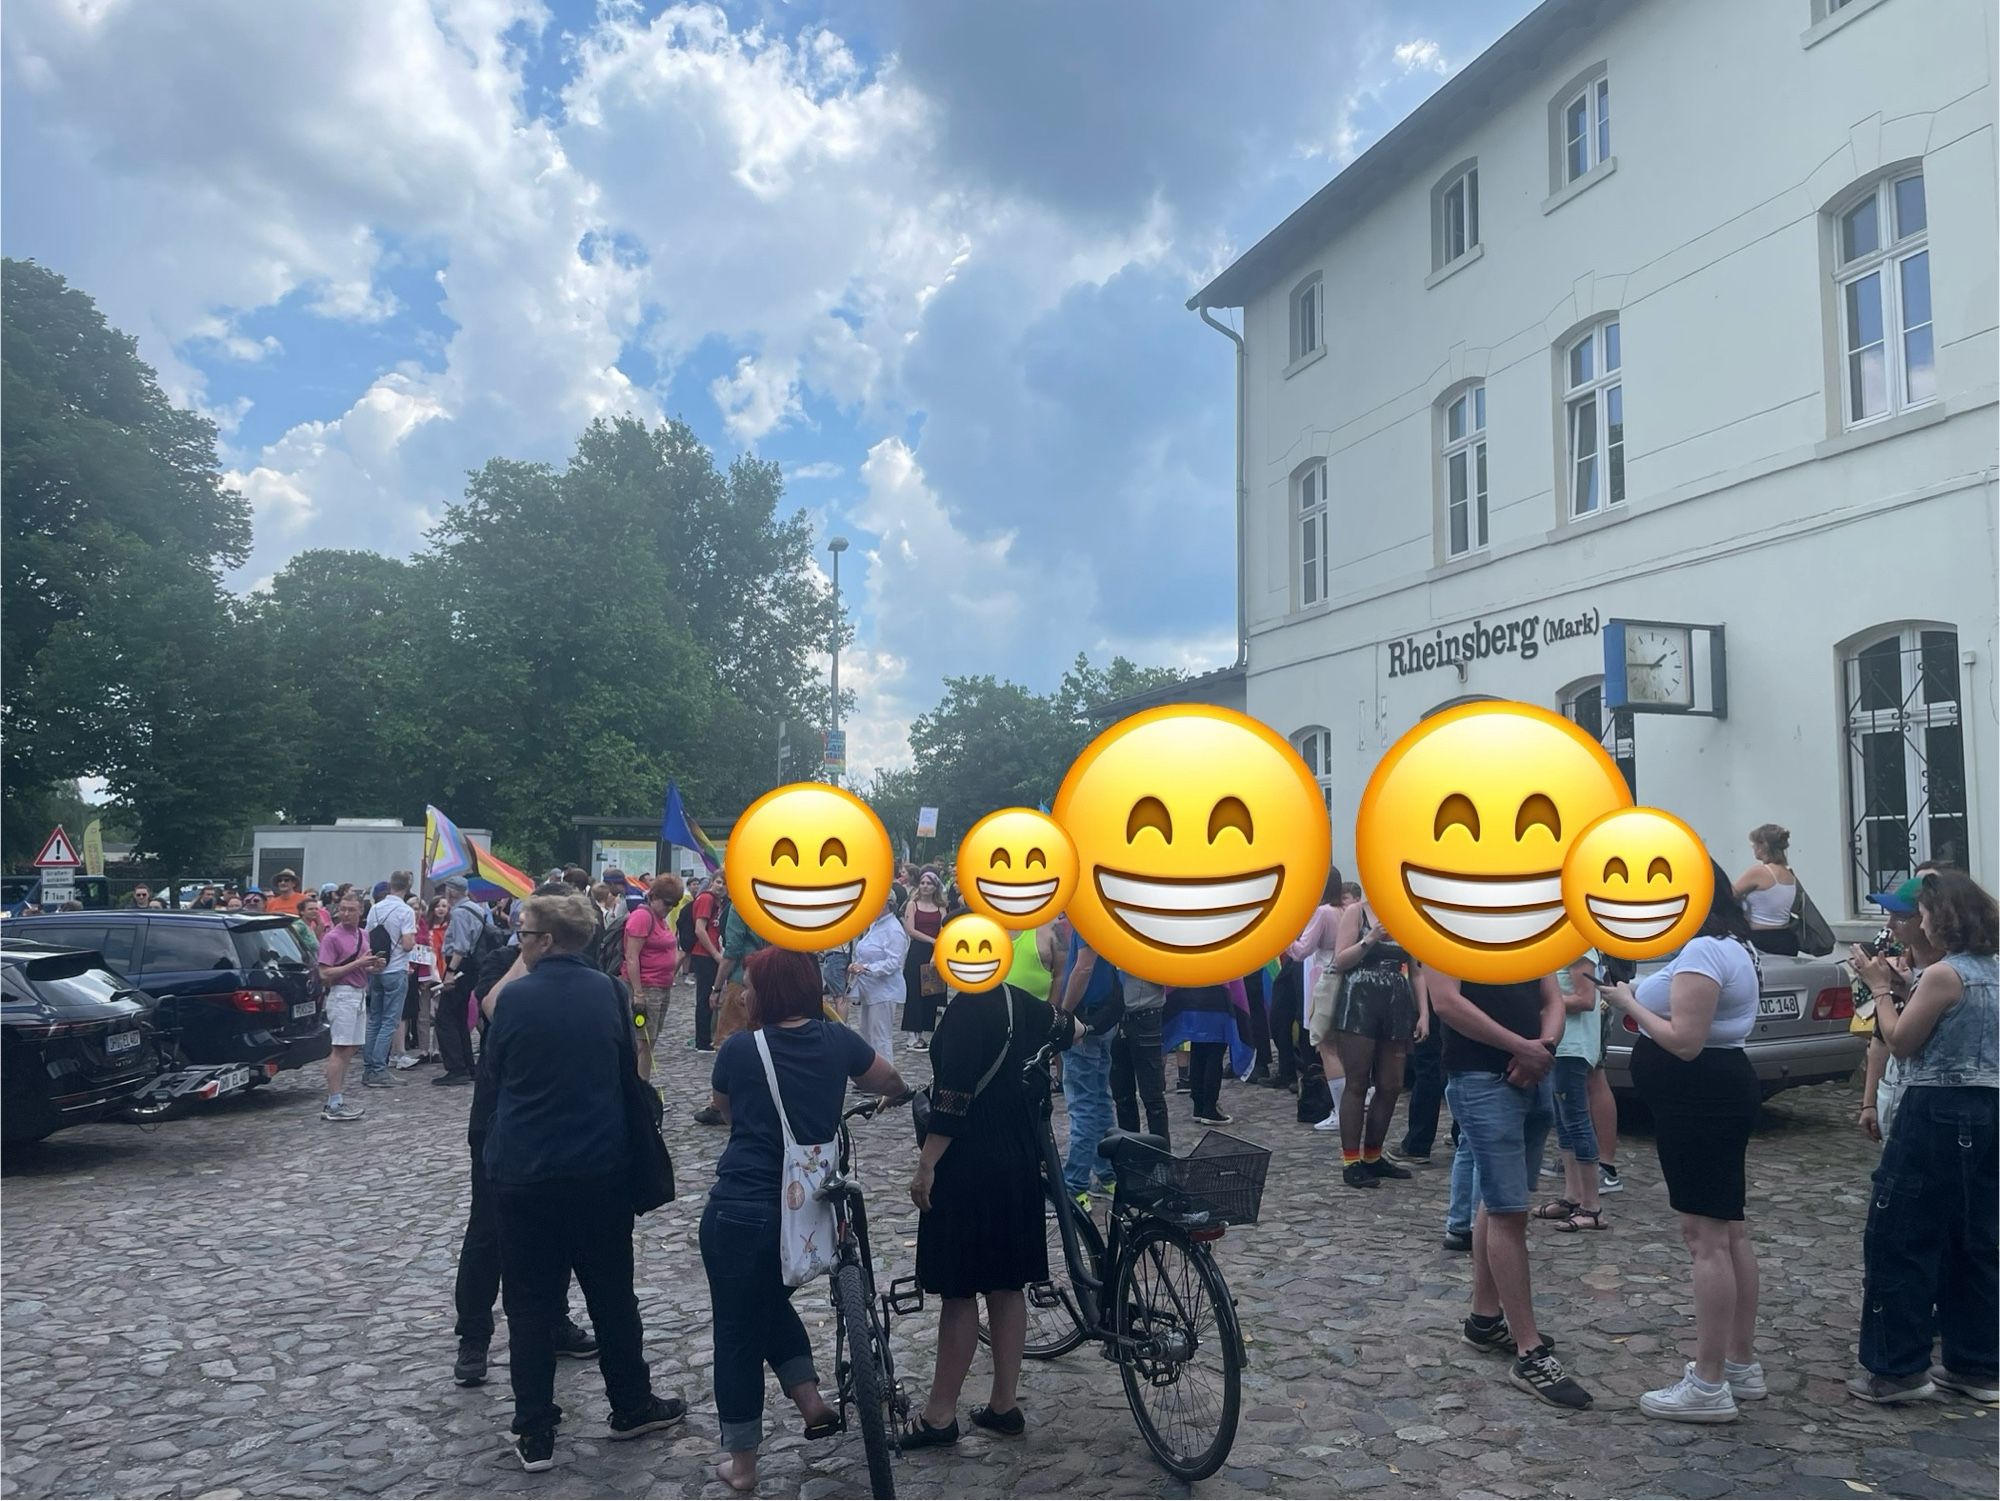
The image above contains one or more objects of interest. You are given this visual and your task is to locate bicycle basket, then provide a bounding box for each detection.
[1113,1131,1271,1227]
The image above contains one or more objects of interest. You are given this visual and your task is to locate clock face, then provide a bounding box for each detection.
[1625,626,1692,706]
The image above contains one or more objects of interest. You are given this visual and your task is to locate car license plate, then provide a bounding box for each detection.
[1758,993,1801,1020]
[213,1066,253,1094]
[292,1001,317,1020]
[106,1030,141,1053]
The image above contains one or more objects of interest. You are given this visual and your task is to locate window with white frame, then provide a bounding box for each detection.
[1441,384,1488,557]
[1296,460,1329,607]
[1433,162,1480,271]
[1562,75,1610,183]
[1562,679,1637,795]
[1289,273,1323,365]
[1564,320,1623,518]
[1834,171,1932,427]
[1293,727,1334,813]
[1844,626,1966,910]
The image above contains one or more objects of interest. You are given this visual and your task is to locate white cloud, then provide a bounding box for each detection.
[711,353,802,444]
[788,460,843,481]
[224,466,317,535]
[1393,38,1450,76]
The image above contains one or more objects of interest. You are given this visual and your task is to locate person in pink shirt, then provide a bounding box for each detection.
[623,876,683,1081]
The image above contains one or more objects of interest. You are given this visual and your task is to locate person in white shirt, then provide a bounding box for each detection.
[362,871,420,1087]
[846,898,910,1066]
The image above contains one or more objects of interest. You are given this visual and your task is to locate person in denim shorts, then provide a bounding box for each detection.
[1534,954,1606,1232]
[1429,968,1591,1411]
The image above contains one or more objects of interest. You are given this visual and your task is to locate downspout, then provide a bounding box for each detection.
[1197,306,1249,674]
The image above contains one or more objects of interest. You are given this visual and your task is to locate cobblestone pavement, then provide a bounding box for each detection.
[4,982,1996,1499]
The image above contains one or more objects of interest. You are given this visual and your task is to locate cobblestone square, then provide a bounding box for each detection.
[4,989,1995,1499]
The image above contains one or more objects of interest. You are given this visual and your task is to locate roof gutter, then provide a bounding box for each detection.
[1197,305,1249,672]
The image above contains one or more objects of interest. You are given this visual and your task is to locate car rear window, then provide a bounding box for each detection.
[139,923,237,974]
[30,964,138,1014]
[233,923,309,970]
[2,922,142,972]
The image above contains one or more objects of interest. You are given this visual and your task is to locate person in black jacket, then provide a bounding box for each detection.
[480,890,686,1470]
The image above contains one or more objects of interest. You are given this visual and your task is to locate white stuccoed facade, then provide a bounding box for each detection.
[1191,0,1998,929]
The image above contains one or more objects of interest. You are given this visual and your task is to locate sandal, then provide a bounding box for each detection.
[1532,1198,1579,1221]
[803,1412,846,1441]
[1555,1207,1607,1232]
[970,1404,1024,1437]
[897,1415,959,1452]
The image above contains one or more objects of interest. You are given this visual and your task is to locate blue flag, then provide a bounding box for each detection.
[662,780,721,873]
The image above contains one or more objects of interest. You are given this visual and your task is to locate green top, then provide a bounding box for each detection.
[721,905,767,961]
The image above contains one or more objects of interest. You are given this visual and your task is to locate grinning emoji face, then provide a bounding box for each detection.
[934,914,1011,993]
[1053,706,1330,987]
[1355,700,1633,984]
[725,783,894,951]
[956,809,1078,930]
[1562,808,1713,960]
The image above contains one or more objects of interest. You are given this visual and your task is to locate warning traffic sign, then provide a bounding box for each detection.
[33,825,80,867]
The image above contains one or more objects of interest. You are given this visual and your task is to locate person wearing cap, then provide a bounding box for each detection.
[264,870,306,916]
[243,888,266,912]
[435,876,486,1085]
[1856,867,1947,1143]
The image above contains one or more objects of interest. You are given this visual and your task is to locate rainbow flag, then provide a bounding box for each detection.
[662,780,721,873]
[466,841,534,901]
[425,804,533,901]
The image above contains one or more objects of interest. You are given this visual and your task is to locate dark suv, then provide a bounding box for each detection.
[1,912,329,1079]
[2,939,163,1145]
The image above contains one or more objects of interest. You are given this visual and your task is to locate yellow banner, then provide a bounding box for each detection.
[81,819,105,876]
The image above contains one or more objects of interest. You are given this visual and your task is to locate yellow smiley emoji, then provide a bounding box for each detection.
[1562,808,1713,960]
[934,914,1011,993]
[956,809,1078,929]
[1053,705,1330,986]
[724,783,893,951]
[1354,700,1633,984]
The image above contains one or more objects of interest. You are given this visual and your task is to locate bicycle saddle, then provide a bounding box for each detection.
[1099,1130,1170,1166]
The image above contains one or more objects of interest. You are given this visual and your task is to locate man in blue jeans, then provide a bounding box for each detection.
[1429,968,1592,1411]
[1055,929,1120,1206]
[362,871,419,1086]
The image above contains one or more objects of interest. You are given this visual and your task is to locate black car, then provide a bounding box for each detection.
[2,940,162,1145]
[1,912,330,1080]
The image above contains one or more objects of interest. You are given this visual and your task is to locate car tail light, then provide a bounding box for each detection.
[1811,986,1855,1022]
[1622,1014,1641,1033]
[14,1021,88,1039]
[264,1060,281,1078]
[228,989,288,1014]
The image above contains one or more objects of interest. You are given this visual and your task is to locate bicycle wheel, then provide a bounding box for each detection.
[978,1181,1106,1359]
[1112,1221,1243,1482]
[833,1262,897,1499]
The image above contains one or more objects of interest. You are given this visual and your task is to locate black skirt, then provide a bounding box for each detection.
[902,949,941,1034]
[1631,1036,1759,1220]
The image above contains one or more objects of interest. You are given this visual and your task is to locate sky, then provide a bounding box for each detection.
[3,0,1529,783]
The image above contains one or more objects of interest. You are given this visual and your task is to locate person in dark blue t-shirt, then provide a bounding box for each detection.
[704,947,905,1493]
[1054,928,1122,1204]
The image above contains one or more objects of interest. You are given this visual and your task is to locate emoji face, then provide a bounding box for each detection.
[956,809,1078,929]
[1354,700,1633,983]
[1053,706,1330,986]
[934,914,1011,992]
[725,783,894,951]
[1562,808,1712,960]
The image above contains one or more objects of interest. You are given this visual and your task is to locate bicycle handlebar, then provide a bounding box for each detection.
[842,1091,914,1124]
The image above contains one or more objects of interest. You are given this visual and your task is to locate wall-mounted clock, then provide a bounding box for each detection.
[1605,620,1727,718]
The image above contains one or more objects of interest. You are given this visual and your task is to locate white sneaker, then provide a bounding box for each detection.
[1724,1359,1768,1400]
[1313,1112,1340,1131]
[1639,1368,1738,1423]
[392,1053,420,1070]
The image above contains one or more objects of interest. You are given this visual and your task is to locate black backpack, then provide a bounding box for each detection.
[674,897,698,955]
[592,905,632,975]
[469,920,516,998]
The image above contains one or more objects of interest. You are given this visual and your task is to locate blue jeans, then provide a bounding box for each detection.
[363,970,409,1079]
[1446,1129,1479,1236]
[701,1197,818,1453]
[1551,1056,1598,1163]
[1860,1086,1998,1381]
[1063,1031,1115,1195]
[1444,1069,1553,1217]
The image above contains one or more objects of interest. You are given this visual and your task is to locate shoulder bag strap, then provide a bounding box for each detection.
[751,1029,800,1152]
[970,992,1016,1101]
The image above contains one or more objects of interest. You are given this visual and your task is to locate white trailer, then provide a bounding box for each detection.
[251,819,492,894]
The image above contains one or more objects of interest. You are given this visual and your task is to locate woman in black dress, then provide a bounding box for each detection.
[903,983,1079,1448]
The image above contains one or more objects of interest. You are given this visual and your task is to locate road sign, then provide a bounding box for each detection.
[822,730,846,770]
[34,825,80,867]
[39,869,75,905]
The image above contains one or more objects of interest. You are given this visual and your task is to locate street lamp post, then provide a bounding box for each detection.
[828,536,849,782]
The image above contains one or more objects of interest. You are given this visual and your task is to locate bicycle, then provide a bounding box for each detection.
[820,1094,923,1499]
[979,1039,1264,1481]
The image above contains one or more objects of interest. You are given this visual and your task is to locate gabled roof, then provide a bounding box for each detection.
[1187,0,1625,311]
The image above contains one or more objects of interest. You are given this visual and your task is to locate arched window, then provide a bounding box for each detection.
[1294,459,1329,608]
[1293,726,1334,813]
[1421,693,1501,721]
[1832,169,1932,427]
[1439,382,1488,557]
[1289,272,1324,366]
[1844,625,1965,909]
[1563,320,1623,517]
[1561,677,1637,795]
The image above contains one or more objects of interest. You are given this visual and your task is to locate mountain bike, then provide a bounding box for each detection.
[980,1041,1264,1481]
[822,1094,923,1499]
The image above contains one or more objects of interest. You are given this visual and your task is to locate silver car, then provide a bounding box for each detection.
[1601,949,1868,1099]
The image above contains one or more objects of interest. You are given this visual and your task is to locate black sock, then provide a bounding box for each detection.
[1469,1312,1502,1329]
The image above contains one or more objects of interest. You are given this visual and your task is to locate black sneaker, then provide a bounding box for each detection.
[510,1429,555,1472]
[1191,1110,1233,1126]
[1386,1145,1431,1165]
[692,1105,724,1127]
[1441,1229,1472,1253]
[607,1394,687,1441]
[453,1339,489,1386]
[1461,1315,1513,1353]
[1510,1342,1592,1409]
[1367,1157,1413,1180]
[1599,1162,1623,1194]
[1341,1162,1378,1190]
[552,1319,599,1359]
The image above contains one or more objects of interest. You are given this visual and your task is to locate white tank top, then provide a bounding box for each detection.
[1743,868,1797,929]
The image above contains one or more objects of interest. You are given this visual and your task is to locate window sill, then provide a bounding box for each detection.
[1542,156,1617,215]
[1803,0,1890,48]
[1814,401,1947,460]
[1283,345,1327,380]
[1545,500,1631,544]
[1425,244,1485,290]
[1425,547,1495,582]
